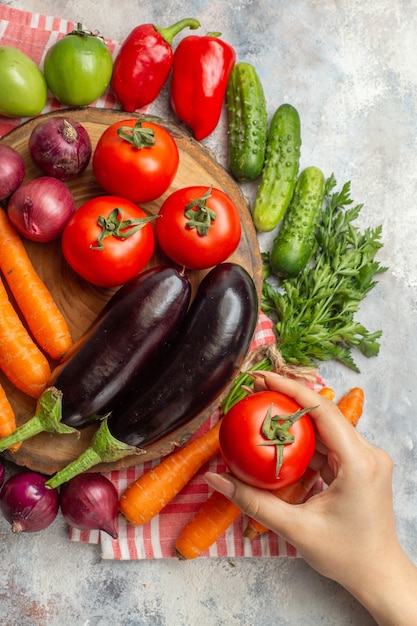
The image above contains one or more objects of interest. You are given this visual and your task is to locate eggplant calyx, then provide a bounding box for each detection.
[45,418,145,489]
[0,387,77,453]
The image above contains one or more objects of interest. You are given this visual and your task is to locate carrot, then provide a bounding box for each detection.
[175,490,241,560]
[0,384,21,452]
[0,209,73,361]
[119,420,222,526]
[243,466,320,540]
[243,386,365,539]
[318,386,335,400]
[0,275,51,398]
[336,386,364,426]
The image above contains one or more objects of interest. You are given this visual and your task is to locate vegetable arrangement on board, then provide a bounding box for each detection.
[0,14,386,559]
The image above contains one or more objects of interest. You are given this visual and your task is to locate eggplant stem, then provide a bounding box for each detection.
[0,387,77,452]
[45,419,144,489]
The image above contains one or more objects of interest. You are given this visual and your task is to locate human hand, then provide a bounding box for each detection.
[205,373,417,625]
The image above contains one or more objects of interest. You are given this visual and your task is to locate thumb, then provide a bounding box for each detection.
[204,471,306,546]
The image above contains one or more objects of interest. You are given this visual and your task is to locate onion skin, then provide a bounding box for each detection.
[0,471,59,533]
[59,473,119,539]
[0,144,25,201]
[29,117,92,181]
[7,176,76,242]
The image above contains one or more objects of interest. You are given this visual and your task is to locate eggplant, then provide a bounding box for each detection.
[50,265,191,428]
[0,265,191,451]
[45,262,259,488]
[109,262,259,446]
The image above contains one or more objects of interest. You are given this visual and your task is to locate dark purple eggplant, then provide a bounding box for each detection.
[0,265,191,452]
[45,262,259,489]
[51,265,191,428]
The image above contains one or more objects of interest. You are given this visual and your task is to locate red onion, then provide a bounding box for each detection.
[29,117,92,180]
[0,144,26,201]
[0,471,59,533]
[0,461,4,487]
[59,473,119,539]
[7,175,76,242]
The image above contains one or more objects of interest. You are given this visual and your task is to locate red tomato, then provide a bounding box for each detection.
[92,118,179,204]
[219,390,316,490]
[155,186,241,270]
[61,195,155,288]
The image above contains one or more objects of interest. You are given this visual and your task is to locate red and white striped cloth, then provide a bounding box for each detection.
[0,6,325,559]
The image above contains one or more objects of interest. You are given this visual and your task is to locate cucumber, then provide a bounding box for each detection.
[269,165,325,278]
[226,62,268,182]
[252,103,301,232]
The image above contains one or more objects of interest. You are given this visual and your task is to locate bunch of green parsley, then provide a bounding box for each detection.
[222,174,386,413]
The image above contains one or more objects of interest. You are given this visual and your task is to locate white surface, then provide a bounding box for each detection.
[1,1,416,624]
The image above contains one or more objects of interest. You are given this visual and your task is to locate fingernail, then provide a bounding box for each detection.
[204,471,236,498]
[250,371,267,379]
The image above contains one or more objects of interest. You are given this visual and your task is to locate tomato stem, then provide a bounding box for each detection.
[184,186,216,236]
[91,207,157,251]
[117,121,156,149]
[259,404,317,477]
[69,23,102,39]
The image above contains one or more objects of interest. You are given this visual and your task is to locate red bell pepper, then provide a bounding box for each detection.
[170,33,236,141]
[111,18,200,112]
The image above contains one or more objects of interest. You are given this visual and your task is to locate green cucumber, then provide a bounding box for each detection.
[269,165,325,278]
[226,62,268,182]
[252,103,301,232]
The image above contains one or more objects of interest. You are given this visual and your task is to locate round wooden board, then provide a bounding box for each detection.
[0,107,262,476]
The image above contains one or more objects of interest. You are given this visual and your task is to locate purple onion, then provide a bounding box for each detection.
[59,473,119,539]
[0,461,4,487]
[29,117,92,180]
[0,144,26,201]
[0,471,59,533]
[7,175,76,242]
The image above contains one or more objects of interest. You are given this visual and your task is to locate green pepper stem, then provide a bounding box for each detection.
[45,419,144,489]
[0,387,77,453]
[155,18,201,46]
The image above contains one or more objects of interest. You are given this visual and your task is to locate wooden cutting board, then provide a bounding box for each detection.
[0,107,263,475]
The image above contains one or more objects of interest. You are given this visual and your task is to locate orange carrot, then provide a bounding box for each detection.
[0,209,73,360]
[175,490,241,560]
[244,386,365,539]
[119,420,222,526]
[336,387,364,426]
[319,386,335,400]
[0,384,21,452]
[243,466,320,540]
[0,275,51,398]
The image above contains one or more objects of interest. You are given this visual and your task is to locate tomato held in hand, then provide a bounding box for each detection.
[155,186,241,270]
[92,118,179,204]
[61,196,155,288]
[219,390,316,490]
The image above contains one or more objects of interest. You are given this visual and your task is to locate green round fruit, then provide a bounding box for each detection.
[0,46,47,118]
[44,24,113,106]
